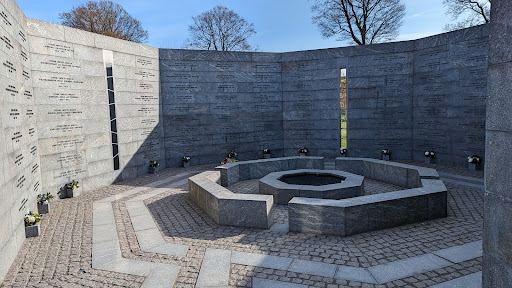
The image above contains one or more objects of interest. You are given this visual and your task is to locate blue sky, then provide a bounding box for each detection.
[16,0,451,52]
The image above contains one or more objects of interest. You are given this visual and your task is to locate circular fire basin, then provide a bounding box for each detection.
[259,169,364,204]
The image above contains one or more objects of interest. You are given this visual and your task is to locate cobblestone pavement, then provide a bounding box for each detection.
[1,161,484,287]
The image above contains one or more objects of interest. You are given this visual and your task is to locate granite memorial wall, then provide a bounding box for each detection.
[0,0,490,281]
[0,0,42,279]
[27,18,163,194]
[159,50,284,165]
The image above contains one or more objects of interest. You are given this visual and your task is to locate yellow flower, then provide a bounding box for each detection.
[28,216,36,223]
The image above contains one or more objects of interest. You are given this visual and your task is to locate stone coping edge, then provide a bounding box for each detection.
[335,157,440,188]
[216,156,325,187]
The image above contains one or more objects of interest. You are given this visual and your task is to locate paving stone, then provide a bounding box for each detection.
[232,251,293,270]
[253,277,308,288]
[429,271,482,288]
[135,228,166,250]
[335,265,378,284]
[288,259,337,278]
[196,248,231,287]
[145,243,189,257]
[433,241,482,263]
[368,254,452,284]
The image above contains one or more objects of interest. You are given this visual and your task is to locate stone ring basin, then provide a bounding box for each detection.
[259,169,364,204]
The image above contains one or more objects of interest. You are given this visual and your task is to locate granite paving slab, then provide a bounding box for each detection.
[288,259,337,278]
[368,253,452,283]
[252,277,308,288]
[430,271,482,288]
[196,248,232,287]
[231,251,293,270]
[433,241,483,263]
[335,265,378,284]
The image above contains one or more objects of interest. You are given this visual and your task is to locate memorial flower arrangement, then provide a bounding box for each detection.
[424,151,435,158]
[24,210,42,227]
[340,148,347,155]
[263,149,271,154]
[468,155,480,164]
[298,147,308,154]
[182,156,191,163]
[149,160,159,168]
[66,180,79,190]
[381,149,391,155]
[228,150,237,159]
[37,192,54,205]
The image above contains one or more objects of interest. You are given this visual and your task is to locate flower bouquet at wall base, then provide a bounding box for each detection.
[183,156,191,167]
[24,210,43,238]
[221,150,239,164]
[263,149,271,159]
[149,160,159,174]
[467,155,481,171]
[340,148,347,157]
[424,151,435,164]
[381,149,391,160]
[66,180,79,198]
[298,147,308,156]
[37,192,54,214]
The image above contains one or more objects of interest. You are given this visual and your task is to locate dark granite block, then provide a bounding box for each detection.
[343,205,370,236]
[427,191,448,219]
[368,200,407,231]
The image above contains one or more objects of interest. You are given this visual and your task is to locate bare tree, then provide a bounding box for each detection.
[443,0,490,31]
[185,6,256,51]
[60,1,149,43]
[311,0,406,45]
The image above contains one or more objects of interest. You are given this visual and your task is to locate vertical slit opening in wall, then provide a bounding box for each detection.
[340,68,347,148]
[103,50,119,171]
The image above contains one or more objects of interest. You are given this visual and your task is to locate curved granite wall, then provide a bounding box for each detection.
[0,0,489,281]
[0,0,42,280]
[160,25,488,166]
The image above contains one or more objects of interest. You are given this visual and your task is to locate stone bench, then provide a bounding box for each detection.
[216,156,325,187]
[289,158,447,236]
[188,171,274,229]
[335,157,440,188]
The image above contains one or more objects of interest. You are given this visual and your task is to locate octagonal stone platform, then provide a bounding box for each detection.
[259,169,364,204]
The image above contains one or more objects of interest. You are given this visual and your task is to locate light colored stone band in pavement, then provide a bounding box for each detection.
[196,248,232,288]
[368,253,452,284]
[126,177,190,257]
[206,240,482,285]
[433,241,483,263]
[430,271,482,288]
[252,277,308,288]
[440,177,485,190]
[92,174,194,287]
[437,172,484,184]
[288,259,338,278]
[232,251,293,271]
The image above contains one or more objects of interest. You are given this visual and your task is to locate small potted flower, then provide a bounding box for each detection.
[228,150,237,160]
[24,210,43,238]
[340,148,348,157]
[183,156,191,167]
[467,155,480,171]
[381,149,391,161]
[66,180,79,198]
[424,151,435,164]
[149,160,159,174]
[37,192,54,214]
[298,147,308,156]
[263,149,271,159]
